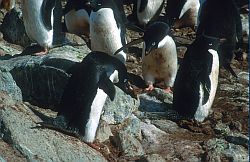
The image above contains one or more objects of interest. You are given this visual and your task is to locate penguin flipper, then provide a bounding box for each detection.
[200,53,213,104]
[139,0,148,12]
[41,0,56,30]
[98,74,116,101]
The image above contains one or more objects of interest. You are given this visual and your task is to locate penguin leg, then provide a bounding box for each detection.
[33,47,49,56]
[163,87,173,93]
[144,74,155,92]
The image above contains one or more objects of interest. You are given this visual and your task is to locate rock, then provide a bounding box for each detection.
[102,87,139,124]
[225,133,249,148]
[0,139,26,162]
[0,91,16,107]
[116,133,145,157]
[140,121,167,144]
[139,93,167,112]
[1,8,32,47]
[138,154,166,162]
[0,156,6,162]
[219,84,235,91]
[214,123,231,136]
[204,138,249,162]
[96,120,113,143]
[0,93,107,162]
[140,122,203,161]
[119,114,142,140]
[238,72,249,85]
[0,45,90,109]
[151,120,187,134]
[0,70,22,102]
[148,88,173,105]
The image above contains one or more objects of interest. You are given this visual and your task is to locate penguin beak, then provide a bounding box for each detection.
[114,38,144,55]
[124,81,138,99]
[145,42,156,55]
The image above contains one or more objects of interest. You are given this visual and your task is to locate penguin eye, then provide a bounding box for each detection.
[209,43,212,46]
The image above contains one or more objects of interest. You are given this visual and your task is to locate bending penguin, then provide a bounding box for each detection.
[115,21,178,92]
[63,0,91,36]
[89,0,128,63]
[165,0,200,29]
[0,0,15,11]
[173,34,222,122]
[38,51,134,144]
[21,0,56,55]
[196,0,243,78]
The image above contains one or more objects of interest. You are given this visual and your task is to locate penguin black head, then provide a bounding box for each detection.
[113,21,172,56]
[143,22,171,54]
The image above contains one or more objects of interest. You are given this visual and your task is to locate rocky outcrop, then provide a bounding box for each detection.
[0,2,248,161]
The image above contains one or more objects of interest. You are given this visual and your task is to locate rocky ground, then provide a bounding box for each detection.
[0,1,249,162]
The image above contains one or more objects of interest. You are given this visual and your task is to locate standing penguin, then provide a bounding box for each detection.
[165,0,200,29]
[115,21,178,92]
[0,0,15,11]
[89,0,128,63]
[21,0,56,55]
[63,0,91,36]
[135,0,165,27]
[196,0,243,77]
[38,51,133,144]
[173,34,222,122]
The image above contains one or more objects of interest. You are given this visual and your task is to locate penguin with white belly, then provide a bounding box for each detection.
[196,0,243,78]
[89,0,128,63]
[38,51,134,144]
[63,0,91,36]
[115,21,178,92]
[135,0,165,27]
[165,0,200,29]
[21,0,56,55]
[173,34,222,122]
[0,0,15,11]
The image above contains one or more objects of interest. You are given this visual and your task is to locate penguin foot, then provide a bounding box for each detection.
[86,142,101,151]
[33,47,49,56]
[145,84,154,92]
[163,87,173,93]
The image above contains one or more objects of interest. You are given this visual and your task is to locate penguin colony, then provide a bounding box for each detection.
[16,0,246,144]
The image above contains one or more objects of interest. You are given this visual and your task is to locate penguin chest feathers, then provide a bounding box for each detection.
[22,0,54,47]
[194,49,219,122]
[90,8,123,55]
[142,35,178,80]
[137,0,164,25]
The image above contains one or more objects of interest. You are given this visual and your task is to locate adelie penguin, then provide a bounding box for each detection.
[0,0,15,11]
[173,34,223,122]
[165,0,200,29]
[63,0,91,36]
[115,21,178,92]
[89,0,128,63]
[196,0,243,78]
[38,51,134,145]
[21,0,56,55]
